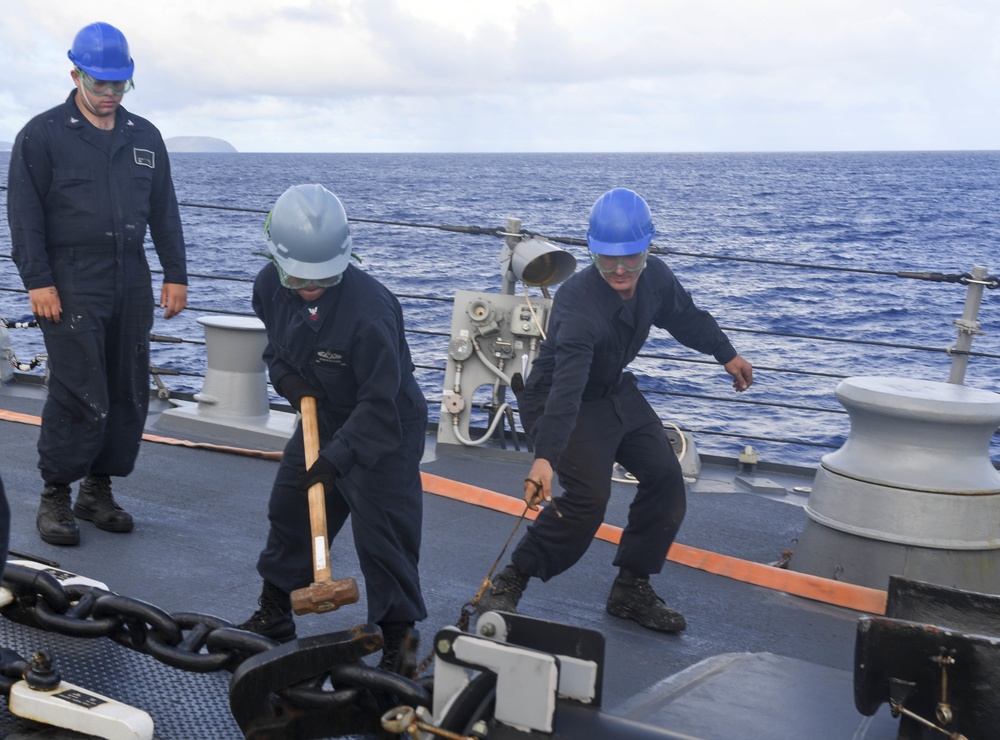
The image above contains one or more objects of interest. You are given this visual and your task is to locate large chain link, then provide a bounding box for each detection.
[3,564,272,672]
[1,563,424,713]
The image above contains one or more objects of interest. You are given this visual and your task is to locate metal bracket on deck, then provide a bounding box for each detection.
[430,613,687,739]
[229,623,431,740]
[432,611,606,732]
[229,624,385,739]
[854,576,1000,740]
[6,649,154,740]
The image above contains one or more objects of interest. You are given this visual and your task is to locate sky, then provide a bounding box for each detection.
[1,0,998,153]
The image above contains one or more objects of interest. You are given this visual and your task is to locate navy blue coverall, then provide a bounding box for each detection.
[0,475,8,580]
[514,256,738,580]
[252,262,428,626]
[7,91,187,485]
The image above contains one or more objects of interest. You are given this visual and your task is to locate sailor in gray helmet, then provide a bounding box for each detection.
[240,184,428,674]
[478,188,753,632]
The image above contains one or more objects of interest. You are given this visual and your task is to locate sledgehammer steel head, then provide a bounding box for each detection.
[291,578,360,615]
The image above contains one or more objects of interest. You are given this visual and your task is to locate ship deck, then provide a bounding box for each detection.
[0,380,902,739]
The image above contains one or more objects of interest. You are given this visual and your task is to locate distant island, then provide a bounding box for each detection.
[165,136,237,153]
[0,141,11,152]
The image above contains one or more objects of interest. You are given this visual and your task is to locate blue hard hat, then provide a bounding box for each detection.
[68,22,134,81]
[586,188,656,256]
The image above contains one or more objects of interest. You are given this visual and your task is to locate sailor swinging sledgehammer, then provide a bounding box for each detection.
[238,184,429,674]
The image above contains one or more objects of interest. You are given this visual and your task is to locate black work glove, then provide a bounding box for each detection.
[276,374,325,411]
[300,455,338,494]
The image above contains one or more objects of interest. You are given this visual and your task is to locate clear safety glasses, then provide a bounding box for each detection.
[76,68,133,97]
[277,264,342,291]
[590,250,648,274]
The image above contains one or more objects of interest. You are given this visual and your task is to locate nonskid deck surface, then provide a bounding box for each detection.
[0,386,899,738]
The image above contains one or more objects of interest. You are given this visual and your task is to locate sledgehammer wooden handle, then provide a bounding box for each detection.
[291,396,360,615]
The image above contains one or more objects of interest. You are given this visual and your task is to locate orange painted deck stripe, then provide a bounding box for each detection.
[0,407,887,614]
[421,471,888,615]
[0,408,282,459]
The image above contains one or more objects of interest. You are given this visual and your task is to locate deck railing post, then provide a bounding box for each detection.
[0,325,12,385]
[499,217,523,296]
[947,264,988,385]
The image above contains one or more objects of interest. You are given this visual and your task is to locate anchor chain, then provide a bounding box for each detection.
[3,565,277,672]
[1,563,423,715]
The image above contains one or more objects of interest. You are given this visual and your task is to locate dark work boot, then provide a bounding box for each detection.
[606,569,687,633]
[37,484,80,546]
[476,564,530,614]
[238,580,297,643]
[73,475,134,533]
[378,621,418,676]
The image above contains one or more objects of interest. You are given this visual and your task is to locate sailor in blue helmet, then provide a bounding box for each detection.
[240,184,428,673]
[7,22,187,546]
[478,188,753,632]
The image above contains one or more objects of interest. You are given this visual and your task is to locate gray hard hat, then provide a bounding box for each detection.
[265,184,353,279]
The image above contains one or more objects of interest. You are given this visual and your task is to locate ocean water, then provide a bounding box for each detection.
[1,151,999,467]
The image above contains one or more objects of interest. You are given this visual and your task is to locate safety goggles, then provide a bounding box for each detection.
[277,263,342,291]
[590,250,648,274]
[76,68,133,96]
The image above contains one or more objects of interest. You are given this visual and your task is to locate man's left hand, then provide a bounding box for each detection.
[300,455,338,495]
[524,458,554,511]
[160,283,188,319]
[724,355,754,392]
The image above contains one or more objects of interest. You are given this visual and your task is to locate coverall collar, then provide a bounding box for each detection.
[294,270,347,333]
[61,90,137,157]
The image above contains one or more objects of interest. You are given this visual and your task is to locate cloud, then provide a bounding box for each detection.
[1,0,998,151]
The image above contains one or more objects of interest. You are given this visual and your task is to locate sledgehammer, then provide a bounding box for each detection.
[290,396,360,615]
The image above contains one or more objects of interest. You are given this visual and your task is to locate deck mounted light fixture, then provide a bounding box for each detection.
[498,217,576,295]
[499,234,576,296]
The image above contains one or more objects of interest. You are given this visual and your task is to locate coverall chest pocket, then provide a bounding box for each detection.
[311,347,357,410]
[130,168,154,220]
[51,168,98,219]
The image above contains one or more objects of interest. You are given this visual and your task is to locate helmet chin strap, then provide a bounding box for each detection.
[75,80,109,119]
[76,83,100,116]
